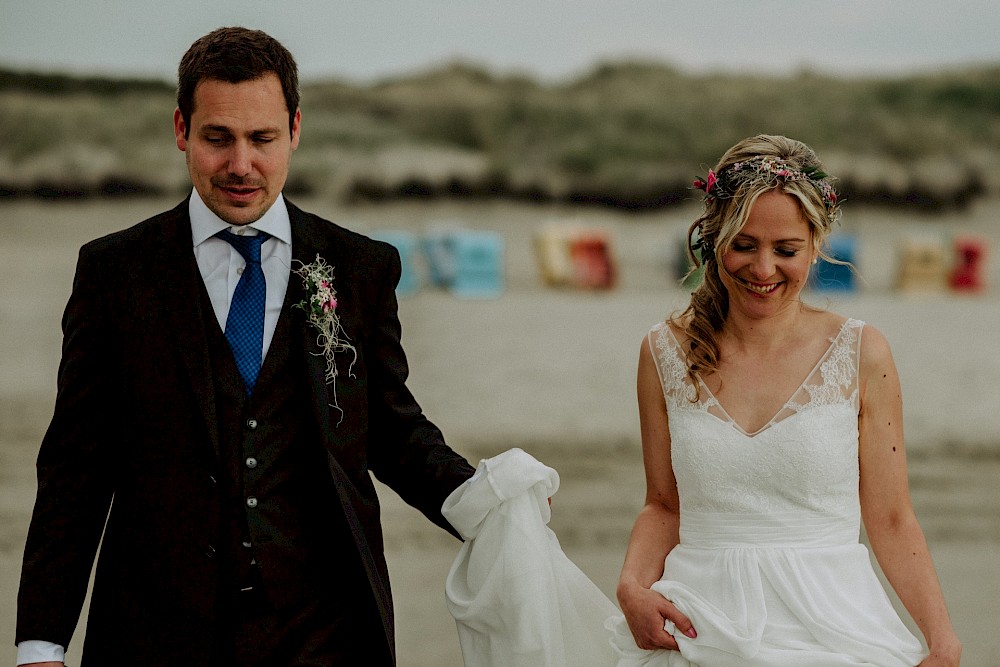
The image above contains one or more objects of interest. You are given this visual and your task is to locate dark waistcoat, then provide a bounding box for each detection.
[202,291,355,612]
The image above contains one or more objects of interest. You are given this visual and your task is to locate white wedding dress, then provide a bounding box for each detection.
[444,318,927,666]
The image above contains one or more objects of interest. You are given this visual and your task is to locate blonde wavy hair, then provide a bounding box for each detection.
[674,134,842,393]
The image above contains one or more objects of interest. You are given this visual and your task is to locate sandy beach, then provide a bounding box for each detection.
[2,196,999,665]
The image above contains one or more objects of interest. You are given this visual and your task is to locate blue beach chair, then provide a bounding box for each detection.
[449,231,505,299]
[811,234,857,293]
[372,230,422,297]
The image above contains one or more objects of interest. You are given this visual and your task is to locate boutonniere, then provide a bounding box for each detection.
[292,254,357,422]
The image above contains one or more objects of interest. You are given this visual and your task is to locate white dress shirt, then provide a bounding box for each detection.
[17,190,293,666]
[190,187,293,355]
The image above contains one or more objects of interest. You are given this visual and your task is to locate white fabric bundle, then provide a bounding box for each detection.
[443,448,623,667]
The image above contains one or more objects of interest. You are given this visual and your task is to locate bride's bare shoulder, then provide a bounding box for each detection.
[802,308,853,338]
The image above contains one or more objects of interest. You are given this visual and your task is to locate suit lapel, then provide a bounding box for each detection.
[286,203,364,442]
[288,210,338,442]
[286,203,398,641]
[152,203,222,460]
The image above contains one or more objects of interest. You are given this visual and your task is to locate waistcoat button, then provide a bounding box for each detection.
[246,457,258,469]
[246,496,258,508]
[246,418,258,430]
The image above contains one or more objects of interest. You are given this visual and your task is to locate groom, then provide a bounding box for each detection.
[16,27,474,666]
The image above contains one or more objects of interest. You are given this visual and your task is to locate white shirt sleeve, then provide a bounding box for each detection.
[17,640,65,664]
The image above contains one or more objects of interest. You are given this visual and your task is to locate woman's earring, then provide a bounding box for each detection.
[811,258,818,265]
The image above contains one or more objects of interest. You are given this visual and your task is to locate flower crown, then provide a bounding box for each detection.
[692,156,839,218]
[689,156,840,264]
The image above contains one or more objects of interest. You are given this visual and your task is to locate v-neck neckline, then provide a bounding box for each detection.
[668,318,851,438]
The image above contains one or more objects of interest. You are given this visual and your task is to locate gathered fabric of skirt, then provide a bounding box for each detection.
[605,518,925,666]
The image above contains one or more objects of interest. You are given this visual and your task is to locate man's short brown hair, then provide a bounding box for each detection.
[177,27,299,137]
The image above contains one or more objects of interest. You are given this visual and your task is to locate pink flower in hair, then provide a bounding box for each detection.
[694,170,718,194]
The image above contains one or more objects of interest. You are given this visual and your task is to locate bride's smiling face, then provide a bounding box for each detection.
[719,189,817,319]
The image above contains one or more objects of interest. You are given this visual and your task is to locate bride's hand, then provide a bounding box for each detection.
[619,583,696,651]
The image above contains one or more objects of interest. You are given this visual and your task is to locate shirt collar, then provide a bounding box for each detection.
[189,188,292,247]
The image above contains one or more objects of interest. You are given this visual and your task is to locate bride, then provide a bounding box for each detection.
[443,135,961,666]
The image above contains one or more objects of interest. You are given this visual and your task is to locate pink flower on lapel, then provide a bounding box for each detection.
[292,254,357,423]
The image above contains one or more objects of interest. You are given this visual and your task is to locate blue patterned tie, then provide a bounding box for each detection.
[217,229,269,393]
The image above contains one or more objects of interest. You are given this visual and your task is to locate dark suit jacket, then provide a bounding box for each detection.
[16,198,475,664]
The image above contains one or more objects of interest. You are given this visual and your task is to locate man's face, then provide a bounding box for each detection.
[174,73,300,225]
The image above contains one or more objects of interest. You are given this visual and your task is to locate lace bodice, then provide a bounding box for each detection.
[648,319,864,522]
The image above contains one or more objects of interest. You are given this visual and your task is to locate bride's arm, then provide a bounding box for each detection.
[617,337,695,651]
[858,326,961,666]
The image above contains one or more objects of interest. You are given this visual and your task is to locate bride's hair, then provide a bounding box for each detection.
[674,134,842,395]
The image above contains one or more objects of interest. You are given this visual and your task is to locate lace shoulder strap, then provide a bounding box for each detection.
[647,322,697,408]
[841,318,864,412]
[788,317,865,415]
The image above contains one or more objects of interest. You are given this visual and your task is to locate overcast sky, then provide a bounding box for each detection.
[3,0,999,83]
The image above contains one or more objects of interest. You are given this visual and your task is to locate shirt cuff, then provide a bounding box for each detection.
[17,640,65,665]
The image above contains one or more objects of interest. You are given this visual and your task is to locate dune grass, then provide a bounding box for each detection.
[1,62,998,210]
